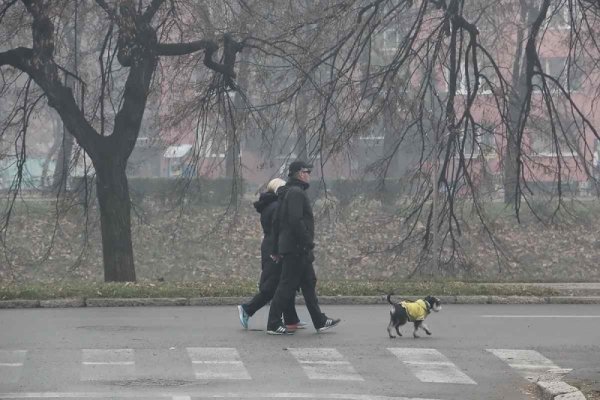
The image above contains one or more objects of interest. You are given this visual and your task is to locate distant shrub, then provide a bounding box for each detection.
[71,177,244,206]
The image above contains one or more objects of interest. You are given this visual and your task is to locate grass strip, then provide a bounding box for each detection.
[0,280,558,300]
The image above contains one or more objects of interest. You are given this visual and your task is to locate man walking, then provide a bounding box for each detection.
[266,160,341,335]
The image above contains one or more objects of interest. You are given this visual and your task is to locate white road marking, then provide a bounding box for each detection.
[481,315,600,318]
[82,361,135,365]
[388,348,476,385]
[0,350,27,383]
[0,392,441,400]
[81,349,135,381]
[186,347,250,380]
[486,349,570,381]
[288,348,364,381]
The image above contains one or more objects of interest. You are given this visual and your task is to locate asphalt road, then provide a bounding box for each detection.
[0,304,599,400]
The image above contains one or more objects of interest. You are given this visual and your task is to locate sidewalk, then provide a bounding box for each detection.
[480,282,600,297]
[1,282,600,308]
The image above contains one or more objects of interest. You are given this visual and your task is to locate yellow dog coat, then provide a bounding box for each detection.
[400,299,429,321]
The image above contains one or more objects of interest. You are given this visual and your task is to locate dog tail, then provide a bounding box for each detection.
[387,293,394,305]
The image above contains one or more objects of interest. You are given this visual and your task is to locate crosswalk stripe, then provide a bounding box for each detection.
[288,348,364,381]
[0,350,26,384]
[186,347,250,380]
[81,349,135,381]
[486,349,570,381]
[388,348,476,385]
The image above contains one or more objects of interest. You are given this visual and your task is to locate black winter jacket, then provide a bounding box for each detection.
[253,191,279,263]
[273,178,314,255]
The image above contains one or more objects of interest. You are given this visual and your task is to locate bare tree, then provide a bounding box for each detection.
[2,0,600,280]
[0,0,243,281]
[238,0,600,273]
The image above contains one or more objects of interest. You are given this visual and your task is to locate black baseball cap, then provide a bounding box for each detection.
[288,160,313,176]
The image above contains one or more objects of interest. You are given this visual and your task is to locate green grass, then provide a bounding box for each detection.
[0,280,558,300]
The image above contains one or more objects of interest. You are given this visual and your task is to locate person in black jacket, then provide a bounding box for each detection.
[237,178,302,330]
[266,160,341,335]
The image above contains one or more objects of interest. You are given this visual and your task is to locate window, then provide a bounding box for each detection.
[546,4,572,30]
[443,63,497,95]
[533,57,582,92]
[530,131,556,155]
[380,4,415,52]
[455,124,496,158]
[530,129,575,156]
[382,28,400,51]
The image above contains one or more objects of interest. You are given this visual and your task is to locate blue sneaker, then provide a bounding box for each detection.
[297,320,308,328]
[237,305,249,330]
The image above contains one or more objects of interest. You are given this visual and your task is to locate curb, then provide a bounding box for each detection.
[536,370,586,400]
[2,295,600,309]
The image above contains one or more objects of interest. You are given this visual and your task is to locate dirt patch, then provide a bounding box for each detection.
[2,198,600,283]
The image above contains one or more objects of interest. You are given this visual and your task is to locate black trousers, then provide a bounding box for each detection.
[242,258,299,325]
[267,252,326,330]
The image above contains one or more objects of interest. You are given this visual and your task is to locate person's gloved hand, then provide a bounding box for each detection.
[305,249,315,263]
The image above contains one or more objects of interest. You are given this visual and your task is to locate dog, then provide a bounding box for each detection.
[387,294,442,338]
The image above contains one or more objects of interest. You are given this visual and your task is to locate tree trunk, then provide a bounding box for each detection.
[52,127,74,194]
[503,112,520,205]
[51,2,81,195]
[95,156,136,282]
[503,0,536,207]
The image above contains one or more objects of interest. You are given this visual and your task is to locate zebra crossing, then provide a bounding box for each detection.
[187,347,251,380]
[388,348,476,385]
[0,350,26,384]
[0,346,569,386]
[486,349,571,381]
[288,348,363,381]
[81,349,136,381]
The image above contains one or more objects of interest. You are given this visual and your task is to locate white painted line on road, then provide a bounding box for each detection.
[487,349,570,381]
[388,348,476,385]
[0,350,27,383]
[82,361,135,365]
[81,349,135,381]
[0,392,441,400]
[82,349,134,363]
[482,315,600,318]
[288,348,363,381]
[186,347,250,380]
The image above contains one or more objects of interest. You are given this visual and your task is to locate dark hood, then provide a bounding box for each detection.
[253,191,278,213]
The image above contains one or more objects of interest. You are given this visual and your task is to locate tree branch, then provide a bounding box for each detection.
[157,35,243,87]
[95,0,117,20]
[156,39,218,56]
[0,47,33,71]
[143,0,165,22]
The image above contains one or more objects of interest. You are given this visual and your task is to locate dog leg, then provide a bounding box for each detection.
[421,322,432,336]
[395,323,402,337]
[413,321,421,338]
[387,319,396,338]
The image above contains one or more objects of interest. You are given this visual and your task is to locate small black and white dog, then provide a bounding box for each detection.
[387,294,442,339]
